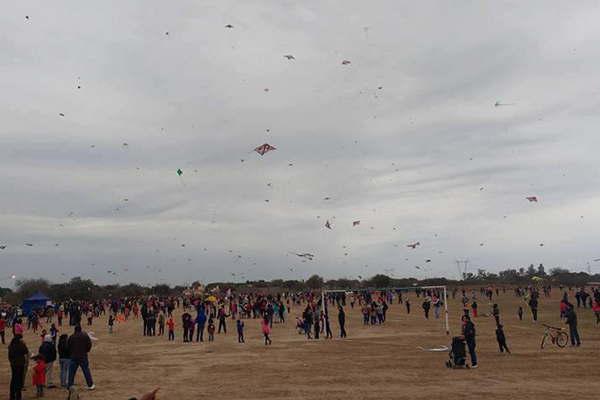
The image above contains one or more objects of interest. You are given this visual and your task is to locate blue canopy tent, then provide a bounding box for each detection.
[22,292,51,315]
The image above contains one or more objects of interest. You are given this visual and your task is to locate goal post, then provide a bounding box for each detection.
[321,285,450,335]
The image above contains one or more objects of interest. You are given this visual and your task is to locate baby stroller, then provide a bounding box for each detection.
[446,336,467,368]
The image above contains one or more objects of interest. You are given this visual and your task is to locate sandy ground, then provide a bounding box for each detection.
[1,289,599,399]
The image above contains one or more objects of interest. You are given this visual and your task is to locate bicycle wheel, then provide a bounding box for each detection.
[540,334,547,349]
[556,332,569,348]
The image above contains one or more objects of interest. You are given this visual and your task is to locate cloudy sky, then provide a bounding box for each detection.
[2,1,600,287]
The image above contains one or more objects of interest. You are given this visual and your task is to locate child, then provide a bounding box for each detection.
[167,316,175,341]
[492,303,500,325]
[87,311,93,326]
[517,306,523,321]
[495,324,510,353]
[471,300,478,318]
[207,318,216,342]
[32,354,46,397]
[236,319,245,343]
[108,314,115,334]
[261,317,272,345]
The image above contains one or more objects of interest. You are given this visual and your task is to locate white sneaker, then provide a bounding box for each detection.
[471,364,478,369]
[86,385,96,390]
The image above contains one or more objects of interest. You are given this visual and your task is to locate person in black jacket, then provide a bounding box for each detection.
[338,306,347,338]
[8,334,29,400]
[565,306,581,346]
[39,335,57,388]
[462,315,477,368]
[495,324,510,353]
[57,334,70,388]
[67,325,94,390]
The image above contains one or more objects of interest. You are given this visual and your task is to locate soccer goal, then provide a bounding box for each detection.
[321,285,450,335]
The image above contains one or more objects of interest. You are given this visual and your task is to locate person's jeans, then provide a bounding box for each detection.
[218,319,226,334]
[196,323,205,342]
[45,361,54,386]
[569,325,581,346]
[68,357,93,388]
[59,358,70,387]
[466,339,477,366]
[10,364,24,400]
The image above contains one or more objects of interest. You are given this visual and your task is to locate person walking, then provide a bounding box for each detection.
[67,325,95,390]
[261,317,272,345]
[495,324,510,353]
[8,333,29,400]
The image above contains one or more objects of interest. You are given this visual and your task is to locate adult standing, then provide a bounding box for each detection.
[39,334,57,388]
[528,296,538,322]
[67,325,95,390]
[338,305,347,338]
[8,333,29,400]
[565,306,581,347]
[462,315,477,368]
[195,306,206,342]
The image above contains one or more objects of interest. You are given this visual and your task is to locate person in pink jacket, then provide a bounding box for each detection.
[593,299,600,325]
[261,317,272,345]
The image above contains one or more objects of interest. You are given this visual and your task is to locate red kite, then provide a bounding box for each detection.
[254,143,276,155]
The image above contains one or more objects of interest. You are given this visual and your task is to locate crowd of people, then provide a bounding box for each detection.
[2,284,600,398]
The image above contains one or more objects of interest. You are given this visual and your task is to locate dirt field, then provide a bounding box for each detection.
[2,289,599,399]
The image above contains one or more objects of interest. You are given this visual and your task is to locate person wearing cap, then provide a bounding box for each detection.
[39,335,57,388]
[8,333,29,400]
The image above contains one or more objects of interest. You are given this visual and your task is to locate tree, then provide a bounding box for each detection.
[537,264,546,276]
[14,279,51,302]
[151,284,171,296]
[368,274,392,288]
[549,267,570,276]
[305,274,324,289]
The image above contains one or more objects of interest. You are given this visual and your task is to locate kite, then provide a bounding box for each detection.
[177,169,183,176]
[526,196,538,202]
[25,243,33,247]
[325,220,332,229]
[353,221,360,226]
[539,243,544,247]
[59,113,65,117]
[323,197,331,200]
[284,54,295,60]
[480,243,484,247]
[165,31,169,36]
[225,24,234,28]
[25,15,29,20]
[0,245,6,250]
[341,60,351,65]
[407,242,420,249]
[494,101,514,107]
[264,88,269,92]
[254,143,276,155]
[291,252,315,261]
[425,259,431,263]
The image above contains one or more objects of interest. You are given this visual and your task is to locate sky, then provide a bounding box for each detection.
[2,1,600,287]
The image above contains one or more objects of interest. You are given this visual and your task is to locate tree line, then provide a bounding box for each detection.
[1,266,598,305]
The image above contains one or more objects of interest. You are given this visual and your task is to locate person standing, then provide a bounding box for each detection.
[261,316,272,345]
[0,315,6,345]
[529,296,538,322]
[422,298,431,319]
[565,306,581,347]
[495,324,510,353]
[236,319,245,343]
[157,312,165,336]
[67,325,95,390]
[338,306,347,338]
[462,315,477,368]
[195,307,207,342]
[39,335,57,388]
[405,299,411,314]
[57,334,70,388]
[8,333,29,400]
[167,316,175,341]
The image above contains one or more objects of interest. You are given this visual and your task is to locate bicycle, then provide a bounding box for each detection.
[540,324,569,349]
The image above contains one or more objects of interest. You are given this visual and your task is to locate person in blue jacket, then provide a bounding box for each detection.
[195,305,207,342]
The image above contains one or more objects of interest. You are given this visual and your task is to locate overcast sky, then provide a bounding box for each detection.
[2,1,600,287]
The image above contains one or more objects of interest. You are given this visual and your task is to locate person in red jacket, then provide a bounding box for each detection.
[261,317,272,345]
[32,354,46,398]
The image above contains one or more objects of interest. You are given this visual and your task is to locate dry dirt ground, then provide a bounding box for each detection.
[2,289,599,399]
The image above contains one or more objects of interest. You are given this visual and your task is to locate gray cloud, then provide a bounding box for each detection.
[1,1,600,287]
